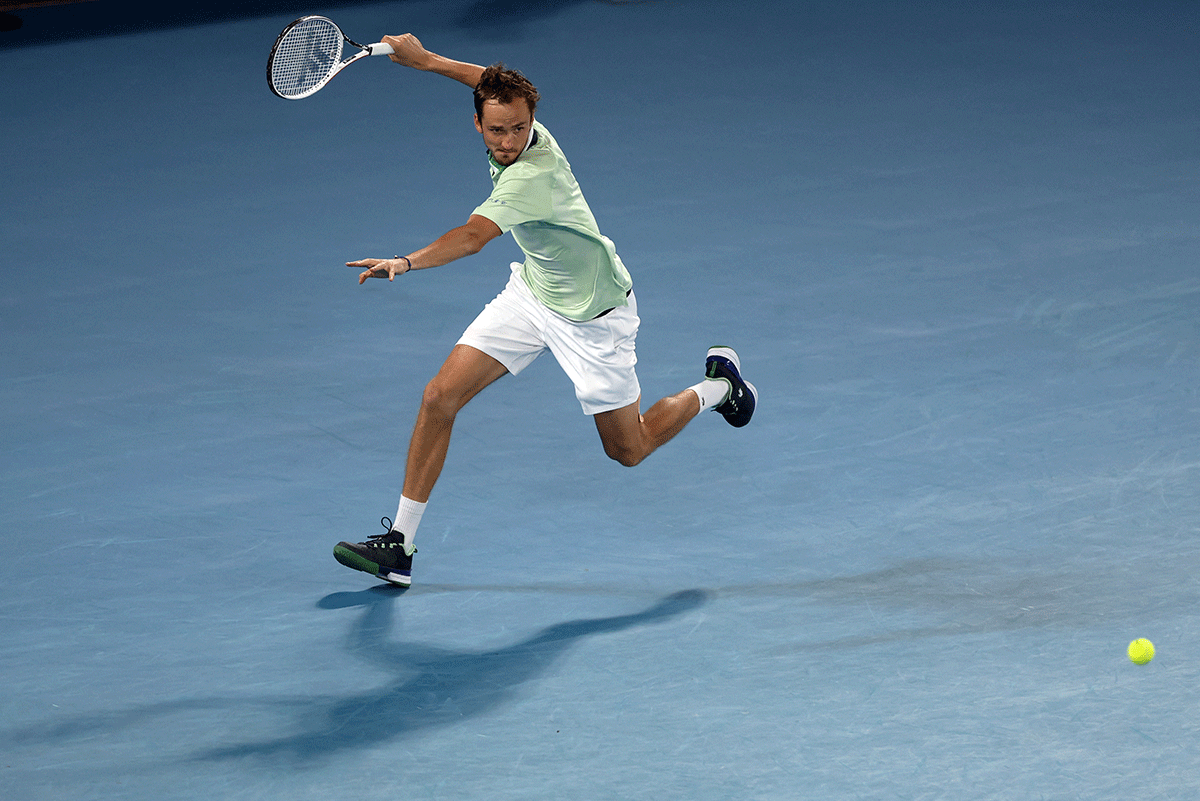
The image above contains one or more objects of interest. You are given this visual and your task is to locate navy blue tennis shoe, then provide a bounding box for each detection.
[705,346,757,428]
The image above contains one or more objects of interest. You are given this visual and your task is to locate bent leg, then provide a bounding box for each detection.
[403,344,509,502]
[593,389,702,468]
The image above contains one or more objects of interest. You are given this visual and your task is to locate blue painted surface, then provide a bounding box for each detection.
[3,1,1199,798]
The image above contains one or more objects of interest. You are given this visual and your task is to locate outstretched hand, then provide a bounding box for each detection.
[348,258,410,284]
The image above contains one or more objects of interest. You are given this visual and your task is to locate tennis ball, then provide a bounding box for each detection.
[1128,638,1155,665]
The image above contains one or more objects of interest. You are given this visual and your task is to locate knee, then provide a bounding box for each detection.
[420,377,464,422]
[603,439,646,468]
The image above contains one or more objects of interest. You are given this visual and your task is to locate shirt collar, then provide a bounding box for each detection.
[522,123,538,153]
[488,123,539,175]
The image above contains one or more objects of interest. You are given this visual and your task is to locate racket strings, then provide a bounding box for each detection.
[269,18,343,98]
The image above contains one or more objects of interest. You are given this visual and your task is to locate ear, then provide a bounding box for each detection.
[474,113,483,134]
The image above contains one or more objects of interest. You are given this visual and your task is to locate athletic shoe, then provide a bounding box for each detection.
[333,517,415,587]
[705,346,757,428]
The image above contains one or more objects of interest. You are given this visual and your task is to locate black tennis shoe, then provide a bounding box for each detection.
[334,517,415,587]
[705,346,757,428]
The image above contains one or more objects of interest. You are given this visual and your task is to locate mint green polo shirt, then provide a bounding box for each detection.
[471,121,633,322]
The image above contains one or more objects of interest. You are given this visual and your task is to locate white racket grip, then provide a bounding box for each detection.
[367,42,395,56]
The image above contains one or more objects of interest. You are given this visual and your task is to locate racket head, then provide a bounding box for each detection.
[267,16,345,100]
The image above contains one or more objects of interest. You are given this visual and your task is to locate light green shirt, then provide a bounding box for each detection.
[471,121,633,322]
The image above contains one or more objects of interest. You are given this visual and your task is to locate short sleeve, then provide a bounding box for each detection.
[471,161,554,234]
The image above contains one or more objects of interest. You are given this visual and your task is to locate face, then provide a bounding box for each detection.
[474,98,533,167]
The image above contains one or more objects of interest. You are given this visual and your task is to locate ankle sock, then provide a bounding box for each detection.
[391,496,426,554]
[689,377,731,411]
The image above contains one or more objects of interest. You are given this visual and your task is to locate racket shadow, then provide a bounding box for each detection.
[192,586,709,764]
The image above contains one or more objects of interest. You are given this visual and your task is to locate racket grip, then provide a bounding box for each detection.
[367,42,395,56]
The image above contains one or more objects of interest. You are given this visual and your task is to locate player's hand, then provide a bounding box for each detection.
[348,257,410,284]
[382,33,431,70]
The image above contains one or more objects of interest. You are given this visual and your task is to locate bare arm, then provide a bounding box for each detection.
[349,35,492,284]
[381,33,485,89]
[349,215,503,284]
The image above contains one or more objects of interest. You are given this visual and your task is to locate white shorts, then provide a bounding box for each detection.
[458,263,641,415]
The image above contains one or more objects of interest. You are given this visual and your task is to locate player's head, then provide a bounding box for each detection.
[473,63,540,120]
[473,63,540,167]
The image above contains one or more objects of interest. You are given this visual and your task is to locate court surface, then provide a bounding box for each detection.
[3,1,1199,798]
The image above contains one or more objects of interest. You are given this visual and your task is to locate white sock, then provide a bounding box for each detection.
[689,377,731,411]
[391,496,426,555]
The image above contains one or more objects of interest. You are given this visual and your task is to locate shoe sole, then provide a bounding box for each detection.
[706,346,740,374]
[333,544,412,587]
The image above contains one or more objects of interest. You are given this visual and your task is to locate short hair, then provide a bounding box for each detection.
[473,63,540,120]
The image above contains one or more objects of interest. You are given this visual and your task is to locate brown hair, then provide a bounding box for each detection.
[473,63,540,120]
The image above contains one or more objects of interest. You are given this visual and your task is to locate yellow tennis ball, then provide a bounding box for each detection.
[1128,638,1155,665]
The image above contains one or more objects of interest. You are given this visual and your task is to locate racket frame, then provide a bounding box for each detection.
[267,15,395,100]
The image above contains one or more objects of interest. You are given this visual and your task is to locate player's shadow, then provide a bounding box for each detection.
[193,586,708,763]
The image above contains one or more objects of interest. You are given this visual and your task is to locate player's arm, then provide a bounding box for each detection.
[350,214,502,283]
[380,33,485,89]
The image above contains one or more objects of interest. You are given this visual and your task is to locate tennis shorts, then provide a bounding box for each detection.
[458,263,641,415]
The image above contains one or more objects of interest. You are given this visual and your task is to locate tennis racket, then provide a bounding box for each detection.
[267,16,395,100]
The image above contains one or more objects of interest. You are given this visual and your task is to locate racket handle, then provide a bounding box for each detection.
[367,42,395,56]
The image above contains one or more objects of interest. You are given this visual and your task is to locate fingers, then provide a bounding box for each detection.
[350,258,406,284]
[382,33,427,68]
[348,258,379,284]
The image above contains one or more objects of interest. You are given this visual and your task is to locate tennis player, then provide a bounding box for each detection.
[334,34,757,586]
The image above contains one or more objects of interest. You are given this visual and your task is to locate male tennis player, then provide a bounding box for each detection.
[333,34,757,586]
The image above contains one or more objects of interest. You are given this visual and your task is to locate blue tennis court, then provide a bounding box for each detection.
[3,1,1199,798]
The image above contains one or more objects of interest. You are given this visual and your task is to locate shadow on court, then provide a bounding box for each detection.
[2,588,707,766]
[190,586,708,762]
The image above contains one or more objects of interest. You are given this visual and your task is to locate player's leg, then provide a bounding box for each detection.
[402,343,510,502]
[593,345,757,467]
[335,264,550,586]
[592,392,700,467]
[334,344,508,586]
[548,288,756,465]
